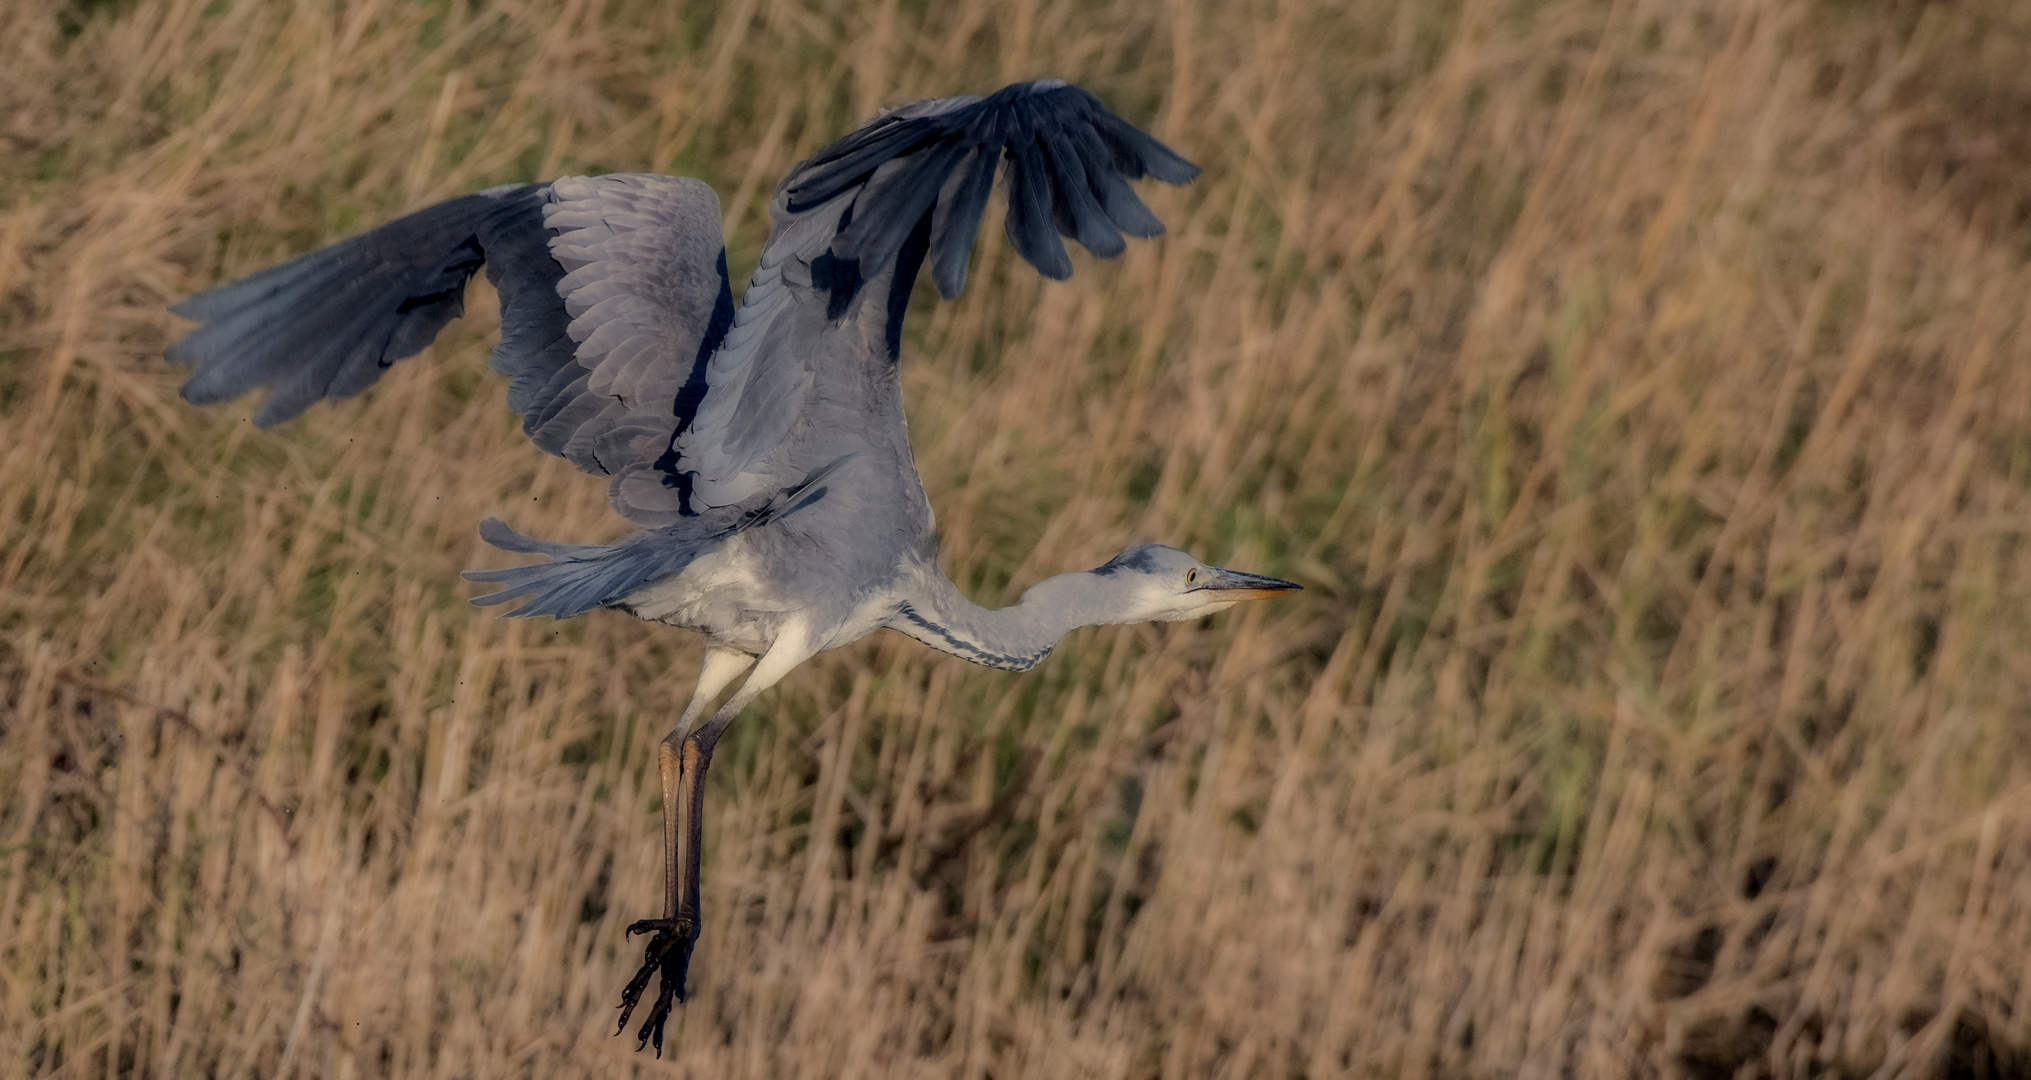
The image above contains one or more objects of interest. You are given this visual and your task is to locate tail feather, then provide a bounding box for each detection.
[473,517,604,558]
[463,457,852,619]
[460,527,722,619]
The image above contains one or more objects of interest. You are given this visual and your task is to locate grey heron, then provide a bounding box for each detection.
[166,80,1300,1052]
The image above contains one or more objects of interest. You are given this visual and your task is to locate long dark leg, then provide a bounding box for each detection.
[615,725,721,1052]
[614,647,749,1055]
[613,637,809,1054]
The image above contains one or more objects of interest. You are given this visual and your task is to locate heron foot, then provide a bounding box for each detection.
[615,916,697,1056]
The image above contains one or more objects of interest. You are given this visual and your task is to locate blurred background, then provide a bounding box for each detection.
[6,0,2031,1076]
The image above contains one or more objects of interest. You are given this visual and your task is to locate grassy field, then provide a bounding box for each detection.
[6,0,2031,1076]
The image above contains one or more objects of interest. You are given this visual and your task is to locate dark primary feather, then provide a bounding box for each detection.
[779,80,1200,301]
[927,148,999,297]
[170,191,519,427]
[1001,135,1073,279]
[673,81,1199,509]
[166,176,733,527]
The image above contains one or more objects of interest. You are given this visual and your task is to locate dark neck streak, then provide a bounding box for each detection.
[891,568,1111,672]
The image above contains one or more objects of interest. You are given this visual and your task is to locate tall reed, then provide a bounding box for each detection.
[5,0,2031,1075]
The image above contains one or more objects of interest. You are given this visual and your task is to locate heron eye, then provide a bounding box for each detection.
[1186,568,1198,585]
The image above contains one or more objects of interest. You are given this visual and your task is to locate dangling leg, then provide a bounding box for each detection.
[615,633,815,1054]
[658,647,755,918]
[613,646,748,1045]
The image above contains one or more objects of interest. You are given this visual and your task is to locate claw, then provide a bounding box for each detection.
[625,917,670,939]
[614,917,698,1055]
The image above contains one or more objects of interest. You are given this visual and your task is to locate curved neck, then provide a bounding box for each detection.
[890,565,1132,672]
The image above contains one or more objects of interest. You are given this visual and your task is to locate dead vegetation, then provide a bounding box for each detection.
[7,0,2031,1076]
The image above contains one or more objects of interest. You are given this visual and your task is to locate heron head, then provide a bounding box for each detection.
[1091,544,1301,623]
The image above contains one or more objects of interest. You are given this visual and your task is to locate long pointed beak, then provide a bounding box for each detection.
[1192,566,1302,602]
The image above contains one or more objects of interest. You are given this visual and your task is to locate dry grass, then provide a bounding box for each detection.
[6,0,2031,1076]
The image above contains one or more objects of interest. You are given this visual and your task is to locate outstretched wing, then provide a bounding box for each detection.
[167,175,734,526]
[675,80,1199,508]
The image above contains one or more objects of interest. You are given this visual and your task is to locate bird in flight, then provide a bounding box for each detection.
[167,80,1300,1053]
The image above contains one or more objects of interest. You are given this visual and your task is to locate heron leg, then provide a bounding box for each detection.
[612,646,748,1052]
[616,635,813,1055]
[659,647,754,918]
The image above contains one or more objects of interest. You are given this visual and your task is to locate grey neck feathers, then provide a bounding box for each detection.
[891,567,1137,672]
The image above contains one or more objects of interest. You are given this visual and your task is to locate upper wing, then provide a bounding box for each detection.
[674,80,1199,508]
[167,175,734,526]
